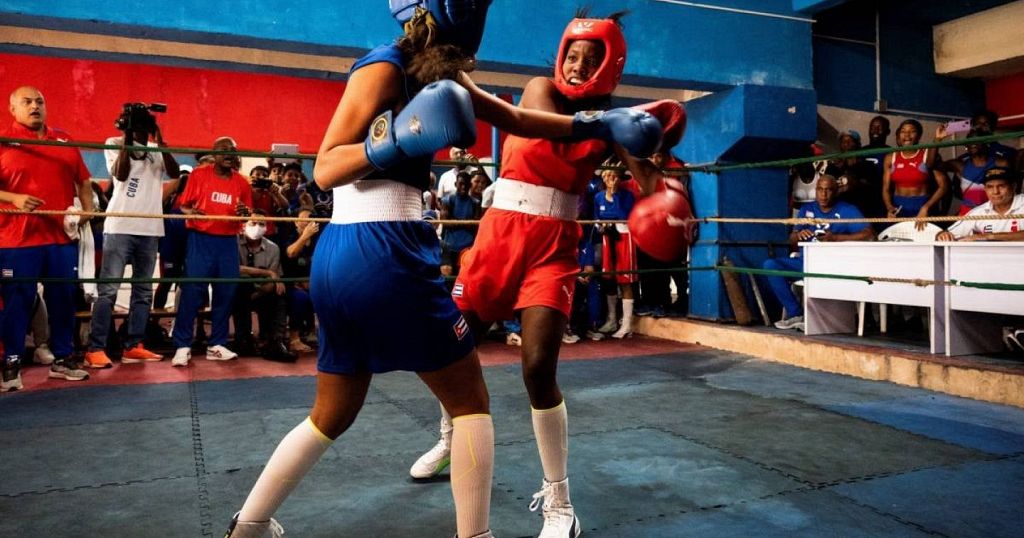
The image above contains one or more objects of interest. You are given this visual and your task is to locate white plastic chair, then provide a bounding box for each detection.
[864,222,944,336]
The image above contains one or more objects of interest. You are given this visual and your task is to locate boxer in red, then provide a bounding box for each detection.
[410,10,682,538]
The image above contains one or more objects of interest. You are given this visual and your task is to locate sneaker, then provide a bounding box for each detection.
[597,319,618,333]
[561,331,580,344]
[2,355,23,393]
[410,416,453,479]
[288,338,313,354]
[122,344,164,363]
[650,306,667,319]
[301,333,319,347]
[33,344,55,365]
[49,358,90,381]
[171,347,191,367]
[506,332,522,346]
[529,477,581,538]
[206,345,238,361]
[1004,328,1024,352]
[611,325,632,339]
[224,511,284,538]
[585,330,605,341]
[262,340,298,363]
[634,304,654,317]
[83,350,113,369]
[774,315,805,330]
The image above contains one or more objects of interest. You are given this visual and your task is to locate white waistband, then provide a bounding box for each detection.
[491,179,578,220]
[331,180,423,224]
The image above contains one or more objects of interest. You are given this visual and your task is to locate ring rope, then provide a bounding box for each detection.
[3,129,1022,174]
[3,207,1022,228]
[7,265,1022,292]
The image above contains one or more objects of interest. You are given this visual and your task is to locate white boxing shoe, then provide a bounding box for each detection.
[410,415,453,479]
[530,477,581,538]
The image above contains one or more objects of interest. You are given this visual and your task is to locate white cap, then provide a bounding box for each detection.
[179,164,194,174]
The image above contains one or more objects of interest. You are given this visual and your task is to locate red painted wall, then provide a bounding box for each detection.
[0,52,498,161]
[987,72,1024,129]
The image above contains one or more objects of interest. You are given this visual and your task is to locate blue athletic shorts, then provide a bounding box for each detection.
[310,221,475,374]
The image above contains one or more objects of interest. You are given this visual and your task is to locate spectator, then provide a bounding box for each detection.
[439,172,481,276]
[863,115,892,174]
[576,171,607,340]
[828,130,884,220]
[171,137,252,367]
[279,162,305,212]
[151,163,192,342]
[593,161,638,339]
[436,146,468,200]
[423,171,439,212]
[763,175,875,331]
[281,208,319,353]
[248,165,289,239]
[233,211,296,362]
[469,167,491,204]
[966,109,1017,165]
[1,85,93,391]
[937,167,1023,242]
[937,128,1012,215]
[29,287,56,364]
[635,151,692,319]
[84,110,181,368]
[882,119,948,230]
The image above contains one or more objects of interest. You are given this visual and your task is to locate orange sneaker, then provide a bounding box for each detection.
[83,350,113,369]
[122,344,164,363]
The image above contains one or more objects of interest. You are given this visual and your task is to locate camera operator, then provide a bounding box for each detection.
[249,165,288,240]
[84,103,180,368]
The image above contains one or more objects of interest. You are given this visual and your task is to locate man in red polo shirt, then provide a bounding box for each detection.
[1,86,94,391]
[170,136,252,367]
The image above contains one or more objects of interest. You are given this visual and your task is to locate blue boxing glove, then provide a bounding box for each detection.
[572,108,663,158]
[365,79,477,170]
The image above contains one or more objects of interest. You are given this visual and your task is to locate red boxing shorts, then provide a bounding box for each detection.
[601,229,638,284]
[454,208,581,321]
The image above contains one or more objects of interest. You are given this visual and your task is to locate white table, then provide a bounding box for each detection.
[945,242,1024,355]
[801,242,945,354]
[801,241,1024,356]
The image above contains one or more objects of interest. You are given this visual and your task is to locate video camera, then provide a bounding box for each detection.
[114,102,167,140]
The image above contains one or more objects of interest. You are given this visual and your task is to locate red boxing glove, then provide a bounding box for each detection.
[628,178,695,262]
[633,100,686,151]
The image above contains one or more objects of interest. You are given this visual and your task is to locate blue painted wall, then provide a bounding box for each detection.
[0,0,814,91]
[812,0,1013,117]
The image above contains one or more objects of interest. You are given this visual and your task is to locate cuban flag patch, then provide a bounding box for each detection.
[453,316,469,340]
[1,268,12,278]
[452,283,464,298]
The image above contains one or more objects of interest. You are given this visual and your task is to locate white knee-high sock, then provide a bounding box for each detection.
[605,295,618,325]
[238,417,333,522]
[532,401,568,482]
[450,414,494,538]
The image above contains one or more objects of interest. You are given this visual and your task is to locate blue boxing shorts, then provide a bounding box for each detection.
[310,221,475,374]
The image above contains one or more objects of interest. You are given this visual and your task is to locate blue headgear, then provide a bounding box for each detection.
[389,0,492,54]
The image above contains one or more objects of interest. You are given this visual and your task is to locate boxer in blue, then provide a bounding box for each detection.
[224,2,663,537]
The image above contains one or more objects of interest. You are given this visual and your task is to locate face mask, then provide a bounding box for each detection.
[244,224,266,241]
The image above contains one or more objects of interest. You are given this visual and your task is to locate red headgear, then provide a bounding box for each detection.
[553,18,627,100]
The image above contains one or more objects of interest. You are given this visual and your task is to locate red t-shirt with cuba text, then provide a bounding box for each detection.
[177,165,253,236]
[0,121,92,248]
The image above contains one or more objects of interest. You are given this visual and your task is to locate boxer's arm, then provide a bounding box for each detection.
[614,148,663,196]
[459,73,574,137]
[314,63,403,190]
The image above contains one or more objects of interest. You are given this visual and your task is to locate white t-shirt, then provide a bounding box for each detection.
[947,194,1024,239]
[103,136,167,237]
[437,168,459,200]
